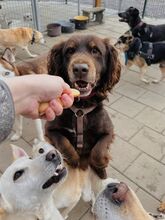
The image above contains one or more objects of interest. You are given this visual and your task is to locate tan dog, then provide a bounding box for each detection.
[0,27,45,57]
[94,178,165,220]
[0,48,48,141]
[33,140,103,219]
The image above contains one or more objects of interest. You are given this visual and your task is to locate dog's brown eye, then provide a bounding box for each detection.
[38,148,44,154]
[13,169,24,181]
[91,47,99,55]
[66,47,75,55]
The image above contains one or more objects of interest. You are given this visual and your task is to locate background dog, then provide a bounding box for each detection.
[45,34,121,181]
[0,144,65,220]
[0,48,47,141]
[115,33,165,83]
[118,6,165,42]
[93,178,165,220]
[0,27,45,57]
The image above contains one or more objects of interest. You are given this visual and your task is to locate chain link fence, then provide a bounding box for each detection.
[104,0,165,19]
[0,0,164,31]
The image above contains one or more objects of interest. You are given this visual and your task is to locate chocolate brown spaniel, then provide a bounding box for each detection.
[45,35,121,179]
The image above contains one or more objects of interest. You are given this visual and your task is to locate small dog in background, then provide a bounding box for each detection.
[93,178,165,220]
[118,6,165,42]
[115,33,165,83]
[0,27,45,57]
[0,144,65,220]
[23,13,33,22]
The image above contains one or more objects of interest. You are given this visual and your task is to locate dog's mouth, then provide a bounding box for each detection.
[74,80,95,97]
[42,165,67,189]
[119,18,128,22]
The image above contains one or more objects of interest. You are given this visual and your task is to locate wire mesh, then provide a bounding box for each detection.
[0,0,165,32]
[0,0,34,28]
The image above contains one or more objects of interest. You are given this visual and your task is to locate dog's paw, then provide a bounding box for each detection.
[10,133,21,141]
[30,54,38,58]
[158,202,165,214]
[152,79,160,84]
[141,78,150,84]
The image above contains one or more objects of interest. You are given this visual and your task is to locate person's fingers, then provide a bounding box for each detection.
[62,81,70,91]
[60,93,74,109]
[45,107,56,121]
[49,99,63,116]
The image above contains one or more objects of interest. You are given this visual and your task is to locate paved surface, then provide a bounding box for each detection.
[0,16,165,219]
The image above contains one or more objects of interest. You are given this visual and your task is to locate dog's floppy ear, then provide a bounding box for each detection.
[100,39,121,95]
[2,48,16,64]
[132,8,139,16]
[11,144,28,161]
[48,41,65,76]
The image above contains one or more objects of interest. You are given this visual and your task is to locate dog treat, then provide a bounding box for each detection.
[39,88,80,115]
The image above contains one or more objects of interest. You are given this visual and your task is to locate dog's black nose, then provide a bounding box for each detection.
[46,150,57,161]
[107,183,119,193]
[73,63,89,76]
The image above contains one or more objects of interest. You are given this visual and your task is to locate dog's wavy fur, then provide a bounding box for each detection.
[45,35,121,179]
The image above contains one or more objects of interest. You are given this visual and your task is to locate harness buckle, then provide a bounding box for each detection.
[75,109,84,117]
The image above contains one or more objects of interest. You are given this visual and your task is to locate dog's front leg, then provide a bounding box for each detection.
[38,197,64,220]
[22,46,38,57]
[11,115,23,141]
[152,66,165,83]
[139,66,149,83]
[34,119,45,141]
[90,134,113,179]
[45,131,80,167]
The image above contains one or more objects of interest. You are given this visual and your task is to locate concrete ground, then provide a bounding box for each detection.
[0,15,165,219]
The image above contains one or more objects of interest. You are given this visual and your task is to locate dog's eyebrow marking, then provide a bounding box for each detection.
[65,40,77,49]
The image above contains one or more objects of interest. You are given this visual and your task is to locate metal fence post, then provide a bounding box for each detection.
[118,0,123,12]
[78,0,80,15]
[31,0,41,31]
[142,0,148,18]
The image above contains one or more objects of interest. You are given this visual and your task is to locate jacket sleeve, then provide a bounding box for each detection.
[0,79,15,142]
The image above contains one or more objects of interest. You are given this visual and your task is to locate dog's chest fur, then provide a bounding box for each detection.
[46,104,112,153]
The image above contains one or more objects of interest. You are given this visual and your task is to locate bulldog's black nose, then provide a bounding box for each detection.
[46,150,57,161]
[107,183,119,193]
[73,63,89,76]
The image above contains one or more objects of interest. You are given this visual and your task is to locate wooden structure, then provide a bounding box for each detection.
[82,7,105,23]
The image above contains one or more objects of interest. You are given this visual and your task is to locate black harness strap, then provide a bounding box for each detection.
[31,31,35,45]
[139,42,154,65]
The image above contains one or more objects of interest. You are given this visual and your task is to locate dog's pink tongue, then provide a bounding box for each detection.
[112,182,129,202]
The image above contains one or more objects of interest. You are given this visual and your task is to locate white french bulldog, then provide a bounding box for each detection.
[0,144,66,220]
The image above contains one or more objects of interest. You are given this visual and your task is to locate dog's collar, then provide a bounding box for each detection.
[149,213,165,219]
[70,105,97,149]
[31,30,35,44]
[131,21,144,32]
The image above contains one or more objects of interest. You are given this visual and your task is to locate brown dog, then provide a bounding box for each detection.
[45,35,121,180]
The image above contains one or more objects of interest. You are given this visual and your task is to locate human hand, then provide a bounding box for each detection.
[5,75,74,121]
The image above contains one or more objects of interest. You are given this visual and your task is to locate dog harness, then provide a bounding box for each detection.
[71,105,96,149]
[139,42,154,65]
[31,30,35,44]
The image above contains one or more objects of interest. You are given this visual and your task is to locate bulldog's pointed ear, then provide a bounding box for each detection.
[11,144,28,161]
[2,48,16,64]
